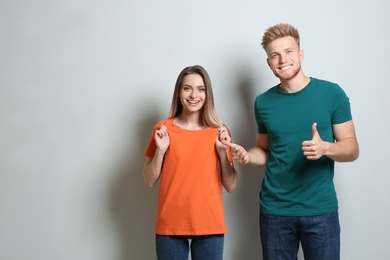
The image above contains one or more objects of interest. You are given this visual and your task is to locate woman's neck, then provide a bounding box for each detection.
[174,113,205,130]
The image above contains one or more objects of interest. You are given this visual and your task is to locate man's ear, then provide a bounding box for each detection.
[266,58,271,68]
[300,49,304,62]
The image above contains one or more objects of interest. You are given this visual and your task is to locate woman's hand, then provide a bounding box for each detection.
[154,124,170,153]
[216,126,231,152]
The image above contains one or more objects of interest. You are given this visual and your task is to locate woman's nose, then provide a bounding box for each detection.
[190,90,197,98]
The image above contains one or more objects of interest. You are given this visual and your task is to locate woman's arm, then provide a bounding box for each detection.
[216,126,237,192]
[218,150,238,193]
[142,125,170,187]
[143,152,164,188]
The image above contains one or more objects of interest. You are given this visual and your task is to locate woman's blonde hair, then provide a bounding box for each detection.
[261,23,300,51]
[169,65,222,128]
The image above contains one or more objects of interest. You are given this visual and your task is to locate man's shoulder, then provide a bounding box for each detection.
[256,85,278,99]
[310,78,349,100]
[311,77,339,88]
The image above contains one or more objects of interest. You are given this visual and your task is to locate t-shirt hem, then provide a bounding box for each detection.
[260,207,339,217]
[155,229,227,236]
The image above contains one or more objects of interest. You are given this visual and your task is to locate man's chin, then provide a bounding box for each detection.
[274,70,299,81]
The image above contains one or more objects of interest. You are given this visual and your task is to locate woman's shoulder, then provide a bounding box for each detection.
[151,118,173,130]
[156,118,173,125]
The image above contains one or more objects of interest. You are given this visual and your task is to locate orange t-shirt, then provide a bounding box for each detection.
[145,118,232,235]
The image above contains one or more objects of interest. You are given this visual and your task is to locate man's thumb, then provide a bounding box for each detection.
[222,139,235,148]
[312,122,319,139]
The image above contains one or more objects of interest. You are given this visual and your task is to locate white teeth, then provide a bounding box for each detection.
[281,65,291,70]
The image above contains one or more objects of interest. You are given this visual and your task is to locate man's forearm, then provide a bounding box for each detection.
[248,146,268,167]
[324,137,359,162]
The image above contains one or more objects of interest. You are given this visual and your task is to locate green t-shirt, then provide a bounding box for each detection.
[254,77,352,216]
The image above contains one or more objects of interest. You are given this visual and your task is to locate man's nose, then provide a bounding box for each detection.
[279,54,287,63]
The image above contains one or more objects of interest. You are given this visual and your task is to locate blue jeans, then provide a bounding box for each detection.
[260,211,340,260]
[155,234,224,260]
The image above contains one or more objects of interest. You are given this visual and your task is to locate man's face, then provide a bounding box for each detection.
[266,36,304,81]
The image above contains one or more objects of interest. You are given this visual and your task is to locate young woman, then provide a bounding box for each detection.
[143,65,237,260]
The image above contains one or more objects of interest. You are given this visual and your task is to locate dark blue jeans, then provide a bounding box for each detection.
[155,234,224,260]
[260,211,340,260]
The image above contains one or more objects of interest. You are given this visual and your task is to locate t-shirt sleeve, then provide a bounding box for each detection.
[144,123,161,158]
[332,85,352,124]
[254,97,268,134]
[225,126,234,163]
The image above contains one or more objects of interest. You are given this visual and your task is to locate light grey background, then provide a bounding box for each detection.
[1,0,389,259]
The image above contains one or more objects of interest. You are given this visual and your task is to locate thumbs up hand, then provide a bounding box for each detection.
[302,123,326,160]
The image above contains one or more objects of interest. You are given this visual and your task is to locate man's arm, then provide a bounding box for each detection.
[225,133,269,167]
[327,120,359,162]
[302,120,359,162]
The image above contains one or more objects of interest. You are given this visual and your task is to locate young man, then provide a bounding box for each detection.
[225,23,359,260]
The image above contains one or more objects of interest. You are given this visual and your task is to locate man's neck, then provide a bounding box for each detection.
[279,73,311,93]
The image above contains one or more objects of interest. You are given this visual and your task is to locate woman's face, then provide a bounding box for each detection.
[179,74,206,114]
